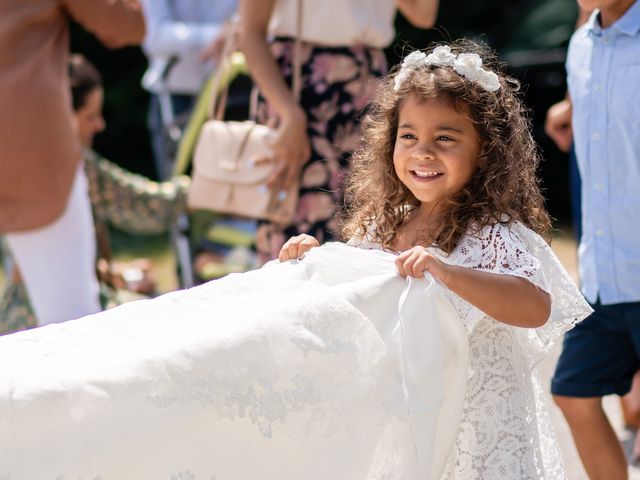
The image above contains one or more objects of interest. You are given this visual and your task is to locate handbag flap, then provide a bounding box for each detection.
[193,120,276,185]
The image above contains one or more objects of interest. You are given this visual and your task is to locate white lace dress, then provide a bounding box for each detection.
[352,221,593,480]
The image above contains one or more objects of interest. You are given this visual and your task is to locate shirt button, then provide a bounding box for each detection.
[596,229,605,237]
[592,132,601,141]
[603,37,610,45]
[595,182,604,191]
[595,84,603,93]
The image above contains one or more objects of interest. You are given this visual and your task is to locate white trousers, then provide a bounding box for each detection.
[6,166,101,326]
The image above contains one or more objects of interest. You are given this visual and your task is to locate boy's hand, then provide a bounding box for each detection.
[279,234,320,262]
[395,246,450,284]
[544,98,573,153]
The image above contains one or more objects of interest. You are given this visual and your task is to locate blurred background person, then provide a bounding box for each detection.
[1,52,192,334]
[68,54,160,299]
[0,1,145,327]
[140,0,238,180]
[238,0,440,263]
[69,54,107,149]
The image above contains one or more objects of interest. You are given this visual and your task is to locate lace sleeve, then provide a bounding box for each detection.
[450,222,592,367]
[508,222,592,366]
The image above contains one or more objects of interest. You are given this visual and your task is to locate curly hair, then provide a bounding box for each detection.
[341,39,551,254]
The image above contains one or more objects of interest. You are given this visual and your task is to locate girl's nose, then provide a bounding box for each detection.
[414,145,435,161]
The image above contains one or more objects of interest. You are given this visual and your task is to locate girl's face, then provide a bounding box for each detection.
[74,87,105,148]
[393,94,481,215]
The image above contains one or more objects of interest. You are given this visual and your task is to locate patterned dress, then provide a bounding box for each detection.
[254,38,387,262]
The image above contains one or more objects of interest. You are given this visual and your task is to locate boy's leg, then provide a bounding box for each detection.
[553,395,627,479]
[552,302,640,479]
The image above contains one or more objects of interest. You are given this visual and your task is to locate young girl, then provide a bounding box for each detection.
[280,39,593,478]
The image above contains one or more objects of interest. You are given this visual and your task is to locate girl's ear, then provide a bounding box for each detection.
[476,140,489,168]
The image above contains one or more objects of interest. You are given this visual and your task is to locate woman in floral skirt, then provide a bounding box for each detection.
[238,0,439,262]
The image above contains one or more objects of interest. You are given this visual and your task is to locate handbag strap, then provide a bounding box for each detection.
[208,0,304,121]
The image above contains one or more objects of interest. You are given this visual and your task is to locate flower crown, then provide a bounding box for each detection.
[393,46,501,93]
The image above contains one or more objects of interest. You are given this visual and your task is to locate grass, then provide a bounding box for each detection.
[107,229,178,293]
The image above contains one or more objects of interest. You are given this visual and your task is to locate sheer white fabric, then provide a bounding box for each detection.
[352,221,593,479]
[0,243,469,479]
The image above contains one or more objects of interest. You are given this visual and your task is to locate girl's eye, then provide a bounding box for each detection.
[436,135,454,142]
[400,133,416,140]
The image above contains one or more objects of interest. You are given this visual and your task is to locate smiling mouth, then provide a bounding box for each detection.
[411,169,443,179]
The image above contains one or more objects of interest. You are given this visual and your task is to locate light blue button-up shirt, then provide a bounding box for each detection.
[567,1,640,305]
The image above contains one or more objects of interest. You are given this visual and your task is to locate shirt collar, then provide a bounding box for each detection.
[587,1,640,37]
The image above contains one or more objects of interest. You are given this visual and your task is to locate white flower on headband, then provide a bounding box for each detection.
[452,53,500,91]
[394,51,426,91]
[477,70,500,91]
[425,46,456,66]
[394,48,501,93]
[403,50,427,67]
[453,53,483,80]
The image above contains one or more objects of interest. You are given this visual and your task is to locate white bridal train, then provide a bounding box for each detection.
[0,243,469,479]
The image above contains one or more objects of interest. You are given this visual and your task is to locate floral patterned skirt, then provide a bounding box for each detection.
[254,38,387,262]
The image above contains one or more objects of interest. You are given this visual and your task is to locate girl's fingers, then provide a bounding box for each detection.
[395,249,415,277]
[396,249,431,278]
[296,236,319,258]
[411,255,429,278]
[278,240,293,261]
[405,251,424,278]
[279,235,318,262]
[397,254,416,277]
[300,236,319,250]
[279,236,299,261]
[395,255,407,277]
[287,241,300,260]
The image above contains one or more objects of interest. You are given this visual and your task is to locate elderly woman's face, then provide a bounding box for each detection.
[74,87,105,148]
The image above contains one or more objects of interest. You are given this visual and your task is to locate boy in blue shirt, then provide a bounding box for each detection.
[551,0,640,478]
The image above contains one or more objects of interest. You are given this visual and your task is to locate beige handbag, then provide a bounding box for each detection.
[188,5,303,226]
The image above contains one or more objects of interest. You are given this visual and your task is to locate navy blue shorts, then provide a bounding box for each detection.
[551,300,640,398]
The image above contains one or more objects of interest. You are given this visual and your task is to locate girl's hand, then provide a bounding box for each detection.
[279,234,320,262]
[266,108,311,189]
[395,246,451,284]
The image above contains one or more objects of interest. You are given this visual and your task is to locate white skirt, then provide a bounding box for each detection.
[0,243,468,479]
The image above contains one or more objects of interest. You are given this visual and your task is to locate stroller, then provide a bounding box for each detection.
[159,53,256,289]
